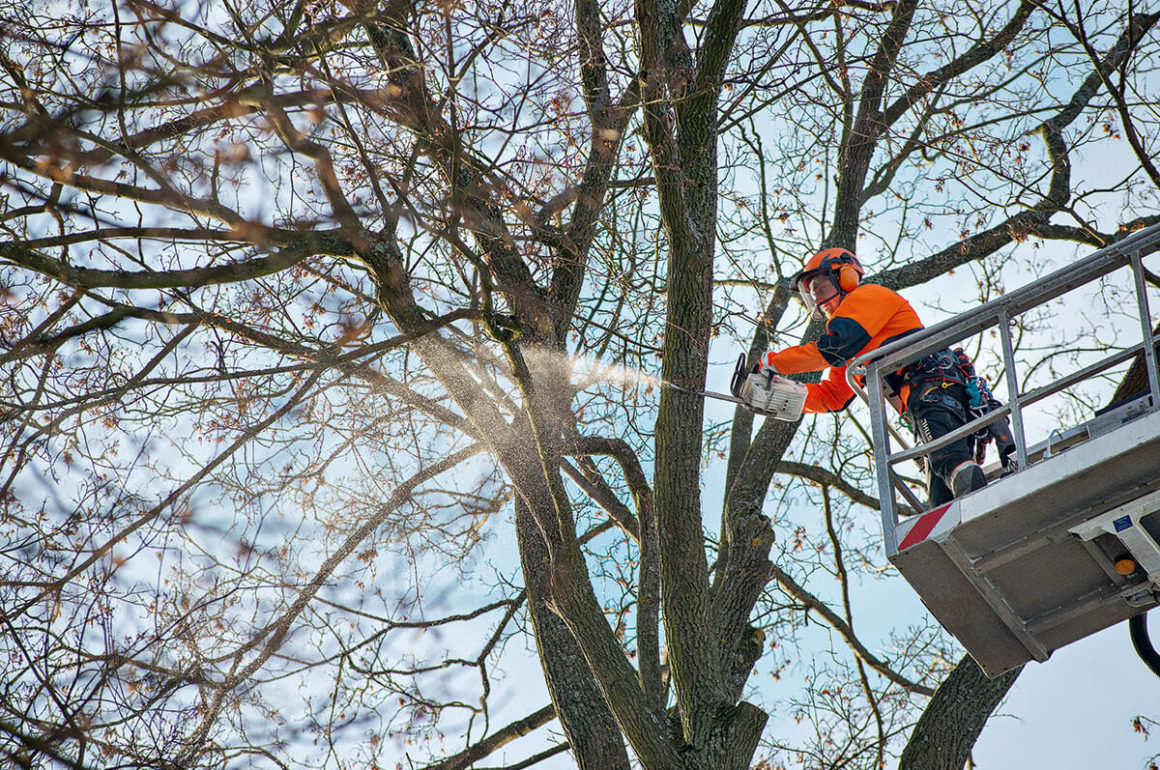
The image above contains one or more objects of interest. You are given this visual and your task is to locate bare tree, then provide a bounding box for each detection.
[1,1,1157,769]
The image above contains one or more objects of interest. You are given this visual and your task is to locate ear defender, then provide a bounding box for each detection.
[791,248,864,308]
[837,263,861,292]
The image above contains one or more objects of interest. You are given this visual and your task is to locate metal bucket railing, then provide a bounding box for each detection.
[846,224,1160,556]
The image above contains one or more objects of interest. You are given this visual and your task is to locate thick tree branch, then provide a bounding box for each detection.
[560,459,641,542]
[636,0,698,258]
[873,14,1155,292]
[423,705,556,770]
[0,145,245,227]
[0,235,348,290]
[259,87,366,236]
[880,1,1037,128]
[694,0,750,100]
[1067,10,1160,189]
[549,1,641,339]
[569,435,662,707]
[830,0,920,249]
[775,460,917,515]
[347,1,551,331]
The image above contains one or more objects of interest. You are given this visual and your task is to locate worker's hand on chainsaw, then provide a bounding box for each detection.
[751,354,780,378]
[760,367,786,387]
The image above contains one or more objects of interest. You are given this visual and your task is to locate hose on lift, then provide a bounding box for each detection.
[1129,612,1160,679]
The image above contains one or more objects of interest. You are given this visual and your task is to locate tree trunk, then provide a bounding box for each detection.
[514,499,631,770]
[898,655,1021,770]
[1111,321,1160,403]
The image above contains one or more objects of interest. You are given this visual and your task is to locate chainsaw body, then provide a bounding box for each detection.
[730,354,807,421]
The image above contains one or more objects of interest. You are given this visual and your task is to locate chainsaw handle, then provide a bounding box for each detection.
[730,353,748,399]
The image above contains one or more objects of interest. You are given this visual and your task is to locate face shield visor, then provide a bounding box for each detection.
[795,271,841,320]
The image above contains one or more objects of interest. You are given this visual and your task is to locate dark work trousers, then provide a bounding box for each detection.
[907,381,977,507]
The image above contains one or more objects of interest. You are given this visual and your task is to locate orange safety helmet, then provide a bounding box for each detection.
[788,247,864,319]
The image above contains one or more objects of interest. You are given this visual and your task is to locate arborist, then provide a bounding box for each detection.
[749,247,1014,507]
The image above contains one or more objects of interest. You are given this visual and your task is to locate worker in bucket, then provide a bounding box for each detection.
[750,247,1012,506]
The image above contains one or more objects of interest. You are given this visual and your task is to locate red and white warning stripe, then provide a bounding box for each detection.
[896,501,961,552]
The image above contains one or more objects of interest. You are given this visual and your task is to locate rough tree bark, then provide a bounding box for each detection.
[898,656,1023,770]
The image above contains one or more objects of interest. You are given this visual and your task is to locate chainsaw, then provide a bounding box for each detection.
[662,354,807,422]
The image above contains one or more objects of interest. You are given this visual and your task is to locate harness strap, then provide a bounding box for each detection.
[901,348,969,387]
[912,382,970,421]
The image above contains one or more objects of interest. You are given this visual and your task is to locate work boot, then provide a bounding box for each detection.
[949,461,987,498]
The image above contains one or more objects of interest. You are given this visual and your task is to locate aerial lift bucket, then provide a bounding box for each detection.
[849,224,1160,677]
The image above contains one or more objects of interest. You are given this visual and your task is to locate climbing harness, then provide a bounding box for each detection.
[901,347,1017,471]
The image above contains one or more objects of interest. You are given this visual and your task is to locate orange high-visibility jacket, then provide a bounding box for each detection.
[762,283,923,413]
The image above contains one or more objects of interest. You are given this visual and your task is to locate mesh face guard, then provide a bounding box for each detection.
[796,271,840,320]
